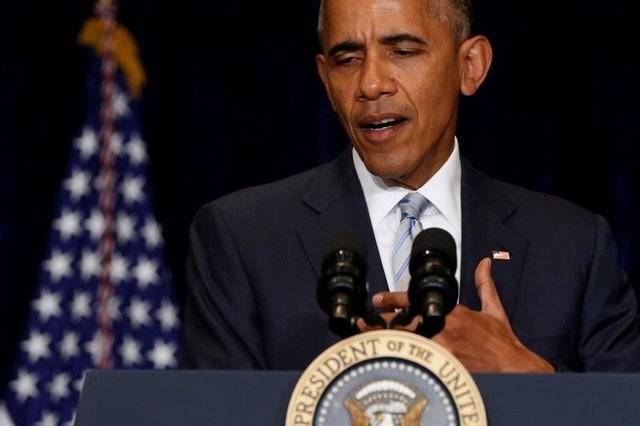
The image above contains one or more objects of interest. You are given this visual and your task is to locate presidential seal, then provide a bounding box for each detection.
[286,330,486,426]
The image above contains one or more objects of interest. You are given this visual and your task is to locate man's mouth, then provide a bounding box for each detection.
[360,116,407,130]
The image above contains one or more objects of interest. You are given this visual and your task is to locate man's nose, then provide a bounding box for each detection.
[357,55,397,100]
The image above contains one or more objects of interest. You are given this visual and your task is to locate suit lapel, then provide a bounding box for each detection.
[460,157,528,319]
[295,147,389,297]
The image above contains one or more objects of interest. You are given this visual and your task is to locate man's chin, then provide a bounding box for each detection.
[353,147,416,183]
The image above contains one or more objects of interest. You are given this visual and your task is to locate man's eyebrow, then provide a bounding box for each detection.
[326,33,427,57]
[327,41,363,57]
[380,33,427,46]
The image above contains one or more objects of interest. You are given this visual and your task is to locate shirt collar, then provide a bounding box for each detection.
[353,138,462,233]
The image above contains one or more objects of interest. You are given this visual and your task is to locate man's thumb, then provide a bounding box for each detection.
[475,257,508,322]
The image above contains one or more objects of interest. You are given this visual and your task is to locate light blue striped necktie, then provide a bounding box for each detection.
[392,192,430,291]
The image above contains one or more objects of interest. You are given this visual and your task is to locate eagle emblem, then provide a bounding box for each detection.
[344,379,428,426]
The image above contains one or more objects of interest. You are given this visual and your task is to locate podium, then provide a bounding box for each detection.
[74,369,640,425]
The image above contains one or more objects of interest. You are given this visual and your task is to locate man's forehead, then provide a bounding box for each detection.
[323,0,440,44]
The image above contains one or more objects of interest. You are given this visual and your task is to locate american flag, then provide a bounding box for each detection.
[1,5,181,425]
[491,250,511,261]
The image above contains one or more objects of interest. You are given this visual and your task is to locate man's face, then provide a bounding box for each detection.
[316,0,464,189]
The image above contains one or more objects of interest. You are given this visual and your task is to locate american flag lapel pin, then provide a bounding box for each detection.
[492,250,511,260]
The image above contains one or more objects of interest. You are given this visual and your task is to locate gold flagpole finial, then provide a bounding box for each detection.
[78,0,147,100]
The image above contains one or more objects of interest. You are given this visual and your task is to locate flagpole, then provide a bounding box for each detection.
[95,0,118,370]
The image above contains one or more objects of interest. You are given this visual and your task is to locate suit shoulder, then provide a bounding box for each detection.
[193,160,330,221]
[496,178,596,221]
[484,175,614,247]
[464,159,606,231]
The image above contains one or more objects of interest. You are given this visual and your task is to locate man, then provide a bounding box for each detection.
[179,0,640,372]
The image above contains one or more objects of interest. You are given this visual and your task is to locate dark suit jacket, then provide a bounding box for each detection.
[179,147,640,372]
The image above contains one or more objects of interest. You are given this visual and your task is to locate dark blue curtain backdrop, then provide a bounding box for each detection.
[1,0,638,391]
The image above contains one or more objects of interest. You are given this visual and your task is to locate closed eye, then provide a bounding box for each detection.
[334,54,362,66]
[392,48,421,58]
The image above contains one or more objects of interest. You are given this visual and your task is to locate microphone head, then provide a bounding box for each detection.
[318,230,369,337]
[407,227,458,333]
[321,230,367,273]
[409,227,456,275]
[323,230,367,256]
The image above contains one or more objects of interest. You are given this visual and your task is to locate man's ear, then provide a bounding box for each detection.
[459,35,493,96]
[315,54,337,111]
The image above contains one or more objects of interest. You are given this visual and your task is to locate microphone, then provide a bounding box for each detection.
[316,231,369,338]
[391,227,458,337]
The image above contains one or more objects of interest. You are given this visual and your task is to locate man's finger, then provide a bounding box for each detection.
[371,292,409,310]
[475,257,509,323]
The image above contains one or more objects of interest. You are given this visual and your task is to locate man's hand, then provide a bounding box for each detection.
[432,257,553,372]
[360,257,554,373]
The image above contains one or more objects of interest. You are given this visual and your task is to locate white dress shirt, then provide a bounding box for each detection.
[353,139,462,291]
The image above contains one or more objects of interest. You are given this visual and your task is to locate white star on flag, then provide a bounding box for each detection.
[63,169,91,200]
[74,127,99,160]
[32,290,63,322]
[42,250,73,283]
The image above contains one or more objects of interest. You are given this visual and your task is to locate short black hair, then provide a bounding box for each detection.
[317,0,475,47]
